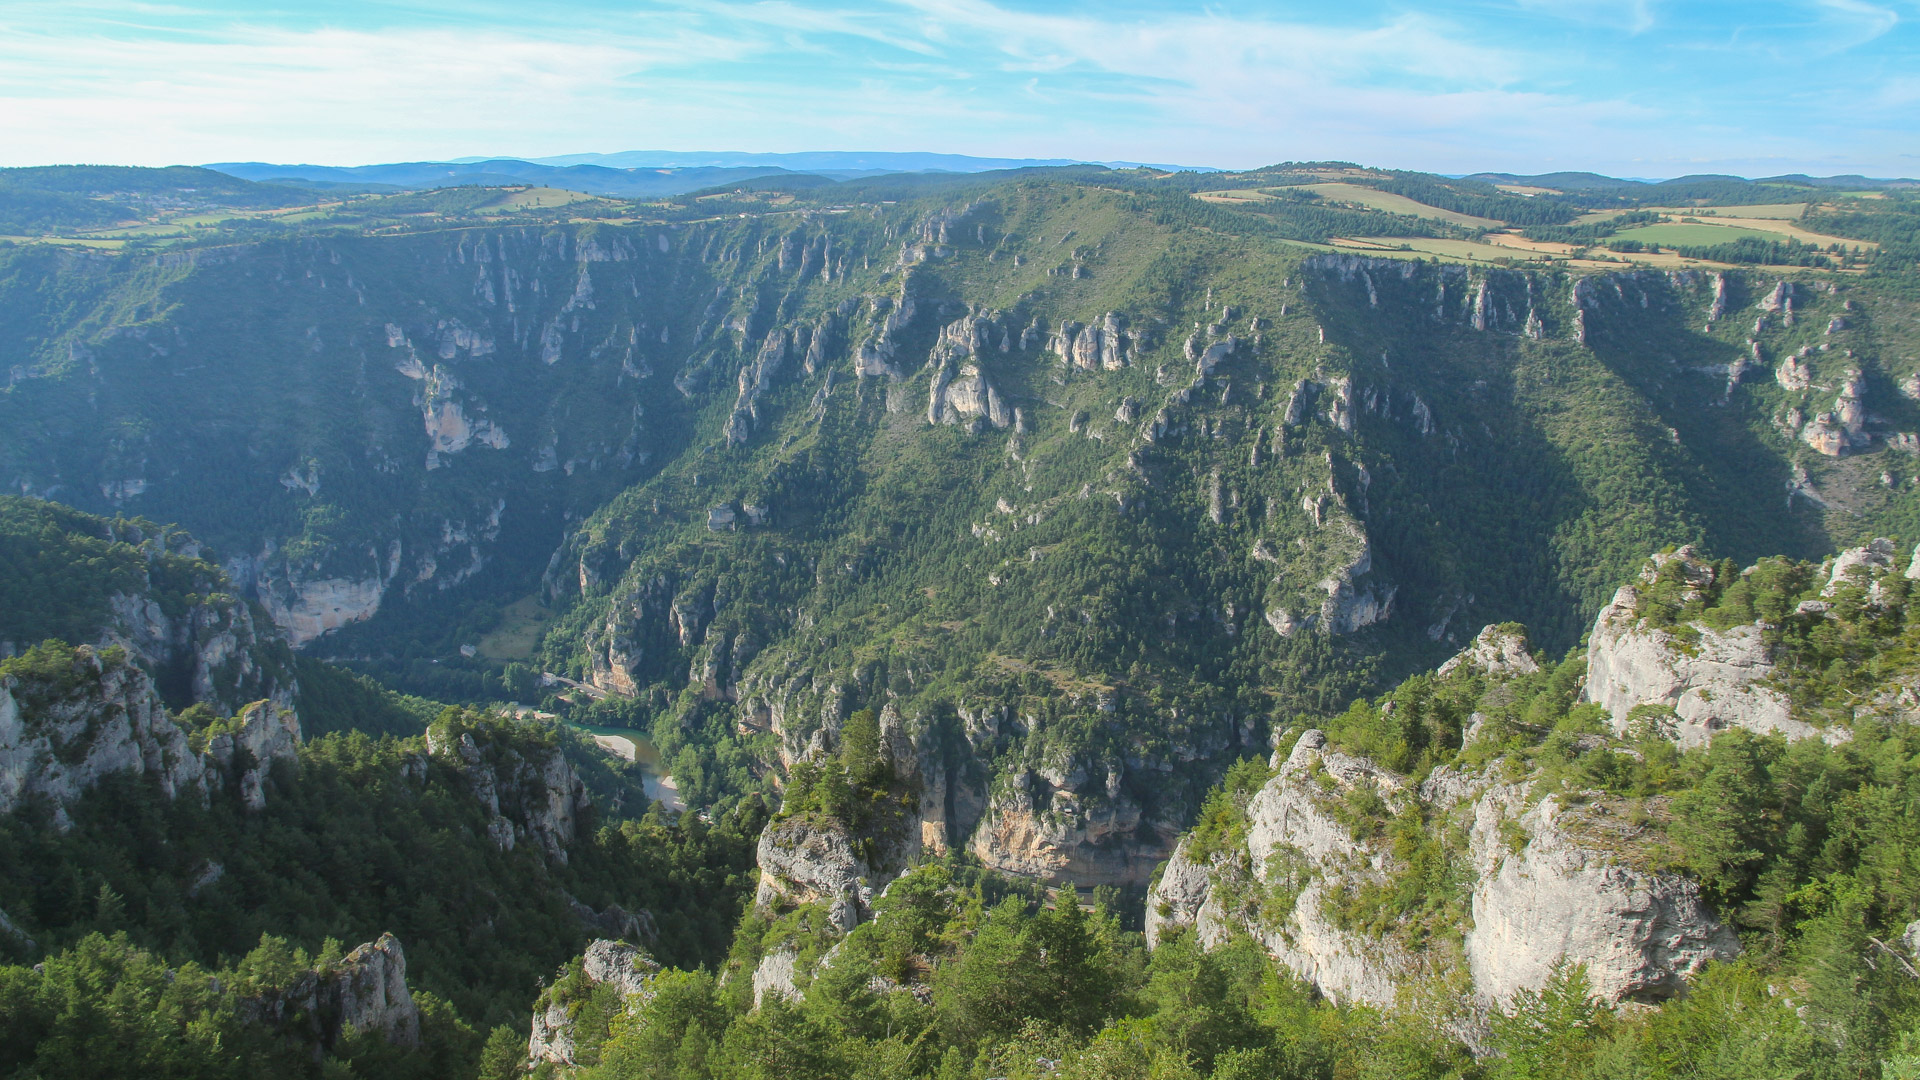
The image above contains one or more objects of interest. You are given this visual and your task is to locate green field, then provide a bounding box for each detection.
[1659,202,1808,220]
[1301,182,1503,228]
[477,594,550,660]
[1612,221,1784,246]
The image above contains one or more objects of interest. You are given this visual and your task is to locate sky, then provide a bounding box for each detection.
[0,0,1916,178]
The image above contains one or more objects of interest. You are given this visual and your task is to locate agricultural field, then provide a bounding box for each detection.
[1611,221,1788,246]
[1299,182,1504,228]
[1613,216,1874,251]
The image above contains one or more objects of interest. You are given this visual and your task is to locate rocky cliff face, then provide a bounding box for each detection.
[250,567,393,649]
[528,939,659,1068]
[1584,546,1823,747]
[100,588,296,714]
[426,718,590,863]
[966,774,1174,888]
[1148,723,1741,1014]
[753,815,886,933]
[751,707,929,930]
[1464,783,1739,1004]
[242,932,422,1051]
[1148,610,1752,1015]
[0,644,300,826]
[0,504,299,716]
[205,699,301,812]
[1437,623,1538,678]
[738,679,1186,893]
[1146,730,1421,1008]
[0,645,203,827]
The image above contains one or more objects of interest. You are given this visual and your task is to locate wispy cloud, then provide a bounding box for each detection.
[1509,0,1658,34]
[0,0,1911,175]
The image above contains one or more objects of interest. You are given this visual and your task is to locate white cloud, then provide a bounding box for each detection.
[0,0,1908,175]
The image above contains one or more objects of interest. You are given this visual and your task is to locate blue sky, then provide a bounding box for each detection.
[1,0,1915,177]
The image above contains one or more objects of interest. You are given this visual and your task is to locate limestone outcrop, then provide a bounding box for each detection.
[752,946,802,1007]
[0,645,301,826]
[100,589,295,716]
[725,325,796,446]
[1263,522,1395,638]
[1583,548,1819,747]
[0,646,203,826]
[251,567,392,648]
[929,363,1013,430]
[1146,730,1416,1008]
[1465,786,1740,1004]
[853,275,918,379]
[1051,312,1132,371]
[243,933,421,1051]
[205,700,301,811]
[968,784,1173,888]
[1801,368,1869,457]
[927,311,1014,430]
[528,940,660,1066]
[753,815,882,932]
[1438,624,1539,678]
[0,511,300,715]
[426,719,590,863]
[1147,730,1742,1012]
[1826,538,1900,596]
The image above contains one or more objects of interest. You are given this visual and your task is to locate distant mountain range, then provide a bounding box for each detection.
[204,151,1211,198]
[205,160,817,197]
[1462,170,1917,190]
[205,155,1920,201]
[499,150,1193,172]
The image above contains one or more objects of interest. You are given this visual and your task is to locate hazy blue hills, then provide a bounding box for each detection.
[204,159,814,197]
[201,154,1920,202]
[1464,169,1918,192]
[205,151,1213,198]
[504,149,1200,172]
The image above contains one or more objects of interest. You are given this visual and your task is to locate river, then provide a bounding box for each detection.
[568,721,685,811]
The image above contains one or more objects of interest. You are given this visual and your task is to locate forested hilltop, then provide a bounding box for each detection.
[0,499,761,1077]
[4,162,1920,1076]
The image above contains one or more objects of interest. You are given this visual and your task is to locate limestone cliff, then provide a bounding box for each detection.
[1464,783,1739,1004]
[242,932,422,1051]
[753,815,886,933]
[752,706,926,930]
[1147,605,1762,1015]
[966,765,1174,888]
[1437,623,1539,678]
[0,645,203,827]
[0,503,298,715]
[1146,727,1741,1013]
[1583,547,1824,747]
[0,644,300,826]
[1145,730,1420,1008]
[528,940,660,1068]
[426,715,590,863]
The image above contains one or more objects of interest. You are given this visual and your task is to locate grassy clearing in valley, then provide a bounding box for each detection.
[478,594,551,661]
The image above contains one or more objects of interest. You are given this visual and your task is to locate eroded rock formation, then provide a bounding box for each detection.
[242,933,422,1051]
[1147,726,1741,1013]
[1583,548,1821,747]
[0,645,300,826]
[426,719,590,863]
[529,940,660,1066]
